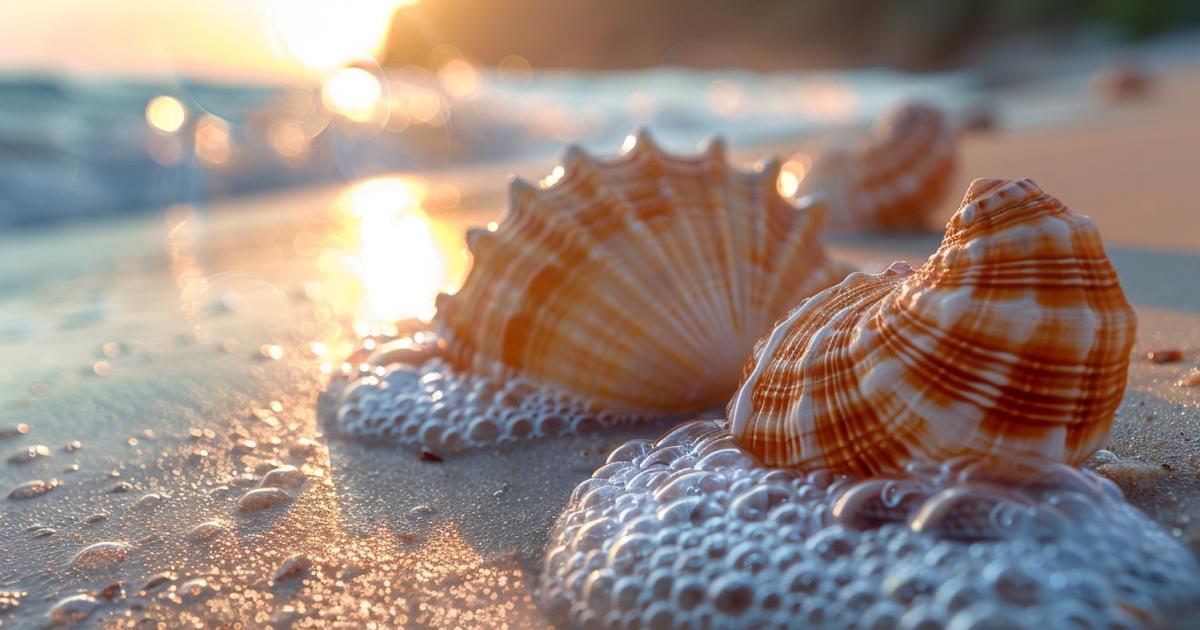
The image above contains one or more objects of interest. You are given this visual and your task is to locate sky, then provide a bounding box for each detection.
[0,0,415,83]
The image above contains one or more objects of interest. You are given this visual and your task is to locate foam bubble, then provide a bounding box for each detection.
[320,330,628,452]
[539,419,1200,629]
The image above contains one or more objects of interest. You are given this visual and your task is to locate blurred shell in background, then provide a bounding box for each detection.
[798,103,957,232]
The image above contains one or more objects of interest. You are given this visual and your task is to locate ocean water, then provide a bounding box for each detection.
[0,67,976,229]
[4,31,1198,230]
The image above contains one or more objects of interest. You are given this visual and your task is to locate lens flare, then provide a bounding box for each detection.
[322,67,384,122]
[777,154,811,197]
[194,115,234,166]
[146,95,187,134]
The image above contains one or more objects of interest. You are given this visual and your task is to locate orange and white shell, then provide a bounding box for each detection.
[729,178,1136,476]
[798,103,956,232]
[435,131,849,418]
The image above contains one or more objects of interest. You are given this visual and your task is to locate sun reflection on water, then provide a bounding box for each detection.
[334,177,468,327]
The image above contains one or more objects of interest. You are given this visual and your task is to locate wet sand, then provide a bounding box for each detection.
[1,69,1198,626]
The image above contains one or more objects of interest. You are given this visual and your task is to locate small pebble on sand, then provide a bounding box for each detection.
[1148,349,1184,363]
[238,487,291,513]
[407,505,435,520]
[1178,370,1200,387]
[260,465,305,489]
[138,493,164,508]
[95,582,123,601]
[0,423,29,439]
[72,542,130,571]
[139,572,177,595]
[273,554,312,583]
[7,479,59,500]
[189,520,229,542]
[47,593,98,625]
[7,445,50,464]
[178,578,214,601]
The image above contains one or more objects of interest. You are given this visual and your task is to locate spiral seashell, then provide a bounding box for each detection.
[435,131,849,419]
[729,178,1137,475]
[799,103,957,231]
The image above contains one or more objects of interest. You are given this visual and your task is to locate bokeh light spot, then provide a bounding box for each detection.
[146,95,187,134]
[322,67,384,123]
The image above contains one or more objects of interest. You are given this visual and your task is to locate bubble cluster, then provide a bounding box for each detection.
[540,420,1200,629]
[325,332,630,452]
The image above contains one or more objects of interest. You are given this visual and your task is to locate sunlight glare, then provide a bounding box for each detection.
[322,67,384,122]
[344,177,460,323]
[269,0,418,71]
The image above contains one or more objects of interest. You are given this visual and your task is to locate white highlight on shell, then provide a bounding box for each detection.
[539,420,1200,629]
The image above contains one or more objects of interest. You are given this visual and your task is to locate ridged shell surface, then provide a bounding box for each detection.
[800,103,956,231]
[436,131,849,418]
[729,178,1136,475]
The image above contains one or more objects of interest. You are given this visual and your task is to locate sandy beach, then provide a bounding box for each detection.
[1,65,1199,628]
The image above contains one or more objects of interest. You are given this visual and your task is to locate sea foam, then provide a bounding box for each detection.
[539,419,1200,629]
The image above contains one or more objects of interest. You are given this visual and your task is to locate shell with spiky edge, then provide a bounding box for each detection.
[730,178,1136,476]
[434,130,850,418]
[798,102,957,232]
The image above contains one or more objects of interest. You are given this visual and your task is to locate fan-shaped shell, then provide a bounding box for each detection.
[729,178,1136,475]
[435,131,849,417]
[799,103,957,232]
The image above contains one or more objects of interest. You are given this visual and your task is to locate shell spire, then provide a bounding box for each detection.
[730,178,1136,475]
[435,132,850,417]
[799,102,957,232]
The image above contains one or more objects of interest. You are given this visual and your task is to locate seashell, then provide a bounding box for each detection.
[1091,61,1150,103]
[798,103,956,232]
[729,178,1137,476]
[434,131,849,418]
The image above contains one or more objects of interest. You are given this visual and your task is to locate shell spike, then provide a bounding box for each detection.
[963,177,1009,202]
[465,227,490,253]
[795,194,829,232]
[433,291,453,314]
[700,136,727,160]
[800,102,958,232]
[561,144,593,174]
[755,157,783,181]
[619,128,659,156]
[507,175,537,204]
